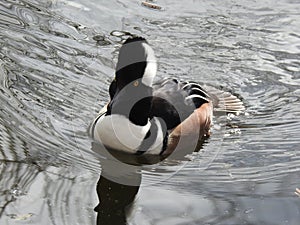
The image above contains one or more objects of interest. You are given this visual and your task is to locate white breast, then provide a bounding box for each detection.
[93,114,151,153]
[92,114,164,155]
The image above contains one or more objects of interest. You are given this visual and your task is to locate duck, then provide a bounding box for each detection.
[90,36,244,158]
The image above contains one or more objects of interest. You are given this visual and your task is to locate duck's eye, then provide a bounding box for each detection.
[133,80,139,87]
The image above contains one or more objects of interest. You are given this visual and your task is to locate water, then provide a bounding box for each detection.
[0,0,300,224]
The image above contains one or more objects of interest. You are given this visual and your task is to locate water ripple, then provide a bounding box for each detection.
[0,0,300,224]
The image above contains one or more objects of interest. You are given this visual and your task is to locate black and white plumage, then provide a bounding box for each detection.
[90,37,244,156]
[151,79,210,130]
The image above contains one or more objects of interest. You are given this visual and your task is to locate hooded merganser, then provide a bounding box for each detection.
[90,37,244,156]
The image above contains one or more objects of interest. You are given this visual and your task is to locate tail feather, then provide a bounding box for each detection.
[203,85,245,113]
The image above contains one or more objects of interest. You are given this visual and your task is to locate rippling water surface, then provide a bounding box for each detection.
[1,0,300,224]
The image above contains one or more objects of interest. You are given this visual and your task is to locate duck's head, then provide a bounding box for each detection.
[115,37,157,90]
[108,37,157,126]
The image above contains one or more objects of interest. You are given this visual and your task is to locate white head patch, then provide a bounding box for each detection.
[141,43,157,87]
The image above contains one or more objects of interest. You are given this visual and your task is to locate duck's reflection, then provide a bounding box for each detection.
[95,175,140,225]
[92,136,208,225]
[92,141,142,225]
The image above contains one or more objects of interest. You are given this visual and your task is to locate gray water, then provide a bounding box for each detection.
[1,0,300,224]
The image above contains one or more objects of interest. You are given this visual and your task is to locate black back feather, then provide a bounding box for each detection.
[151,78,210,130]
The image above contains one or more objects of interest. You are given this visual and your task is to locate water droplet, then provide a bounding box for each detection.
[10,185,24,197]
[244,208,253,214]
[230,128,241,135]
[227,113,235,120]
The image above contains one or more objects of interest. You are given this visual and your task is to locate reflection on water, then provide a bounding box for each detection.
[95,175,140,225]
[1,0,300,224]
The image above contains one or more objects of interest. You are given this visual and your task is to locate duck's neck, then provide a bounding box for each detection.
[108,81,153,127]
[129,94,152,126]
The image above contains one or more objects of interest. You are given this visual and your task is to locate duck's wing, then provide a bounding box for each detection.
[151,78,210,130]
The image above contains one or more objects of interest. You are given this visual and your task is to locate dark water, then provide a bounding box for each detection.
[1,0,300,224]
